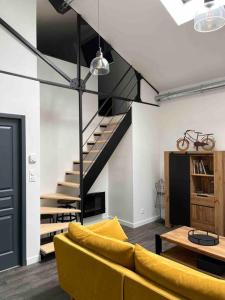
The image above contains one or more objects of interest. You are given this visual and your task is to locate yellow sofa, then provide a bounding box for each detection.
[54,221,225,300]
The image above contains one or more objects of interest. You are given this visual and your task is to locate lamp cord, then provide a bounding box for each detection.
[98,0,101,49]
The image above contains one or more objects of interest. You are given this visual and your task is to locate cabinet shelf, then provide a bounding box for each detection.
[192,192,215,198]
[191,174,214,177]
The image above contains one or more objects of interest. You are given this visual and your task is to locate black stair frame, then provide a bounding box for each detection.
[0,11,159,226]
[83,108,132,195]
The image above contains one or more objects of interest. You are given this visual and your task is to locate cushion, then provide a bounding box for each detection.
[68,222,134,270]
[87,217,128,242]
[86,219,110,231]
[134,244,225,300]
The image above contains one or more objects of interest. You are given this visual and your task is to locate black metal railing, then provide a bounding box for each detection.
[82,65,132,134]
[83,80,135,152]
[81,72,137,175]
[82,70,136,147]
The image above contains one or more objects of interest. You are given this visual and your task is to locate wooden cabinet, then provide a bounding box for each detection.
[164,151,225,236]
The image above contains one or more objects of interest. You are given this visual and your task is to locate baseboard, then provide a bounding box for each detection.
[26,255,40,265]
[132,215,160,228]
[108,215,160,228]
[117,218,134,228]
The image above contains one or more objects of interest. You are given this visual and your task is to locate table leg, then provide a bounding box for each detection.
[155,234,162,255]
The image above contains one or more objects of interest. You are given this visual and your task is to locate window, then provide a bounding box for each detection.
[160,0,225,25]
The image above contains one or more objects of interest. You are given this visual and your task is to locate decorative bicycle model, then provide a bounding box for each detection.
[177,130,215,151]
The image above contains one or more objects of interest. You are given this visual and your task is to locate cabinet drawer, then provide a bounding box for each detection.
[191,195,215,208]
[191,221,215,233]
[191,204,215,232]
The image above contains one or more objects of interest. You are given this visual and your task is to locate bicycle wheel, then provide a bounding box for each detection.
[201,137,215,151]
[177,138,189,151]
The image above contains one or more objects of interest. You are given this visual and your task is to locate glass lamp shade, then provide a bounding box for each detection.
[194,1,225,32]
[90,48,110,76]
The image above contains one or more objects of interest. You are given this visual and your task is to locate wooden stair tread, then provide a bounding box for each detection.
[100,122,119,127]
[87,141,96,145]
[41,207,81,215]
[41,193,81,201]
[102,130,113,134]
[73,160,93,164]
[66,170,87,175]
[58,181,80,188]
[94,131,112,135]
[96,140,107,144]
[89,150,100,153]
[40,223,69,235]
[83,150,100,154]
[40,242,55,255]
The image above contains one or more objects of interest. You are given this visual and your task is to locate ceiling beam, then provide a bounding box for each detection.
[0,17,72,84]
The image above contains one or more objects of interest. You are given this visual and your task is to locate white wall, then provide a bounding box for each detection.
[0,0,40,265]
[108,128,134,226]
[132,81,160,227]
[159,88,225,176]
[108,81,161,227]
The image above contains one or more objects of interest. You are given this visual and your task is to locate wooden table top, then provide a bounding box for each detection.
[161,226,225,262]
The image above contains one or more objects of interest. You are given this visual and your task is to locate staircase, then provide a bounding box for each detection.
[40,106,132,256]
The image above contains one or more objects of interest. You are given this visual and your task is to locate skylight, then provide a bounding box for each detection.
[160,0,225,25]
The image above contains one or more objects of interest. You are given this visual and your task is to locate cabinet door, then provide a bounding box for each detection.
[169,154,190,226]
[191,204,215,232]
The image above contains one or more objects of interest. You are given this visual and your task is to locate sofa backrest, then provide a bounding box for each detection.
[134,244,225,300]
[55,233,186,300]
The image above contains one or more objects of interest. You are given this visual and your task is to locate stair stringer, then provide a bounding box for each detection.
[83,108,132,195]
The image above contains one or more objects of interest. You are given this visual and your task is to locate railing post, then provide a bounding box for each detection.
[77,14,84,225]
[135,71,142,102]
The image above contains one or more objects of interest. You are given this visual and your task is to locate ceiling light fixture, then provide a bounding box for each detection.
[194,0,225,32]
[90,0,110,76]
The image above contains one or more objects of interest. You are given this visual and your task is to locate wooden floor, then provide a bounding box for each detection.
[0,221,168,300]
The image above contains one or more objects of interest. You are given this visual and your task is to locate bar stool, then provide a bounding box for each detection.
[56,200,78,222]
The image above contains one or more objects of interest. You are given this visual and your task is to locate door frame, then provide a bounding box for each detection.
[0,113,26,266]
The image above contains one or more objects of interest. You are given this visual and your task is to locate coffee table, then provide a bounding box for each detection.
[155,226,225,279]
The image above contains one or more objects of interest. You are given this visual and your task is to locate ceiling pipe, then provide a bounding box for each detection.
[155,78,225,102]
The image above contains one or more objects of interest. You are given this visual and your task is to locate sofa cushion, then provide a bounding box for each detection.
[68,222,134,270]
[134,244,225,300]
[87,217,128,242]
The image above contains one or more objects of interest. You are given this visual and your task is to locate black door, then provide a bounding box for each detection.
[0,118,21,271]
[169,153,190,226]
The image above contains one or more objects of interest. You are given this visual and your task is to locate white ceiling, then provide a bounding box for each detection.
[71,0,225,92]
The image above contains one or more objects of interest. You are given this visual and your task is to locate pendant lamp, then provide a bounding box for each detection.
[194,0,225,32]
[90,0,110,75]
